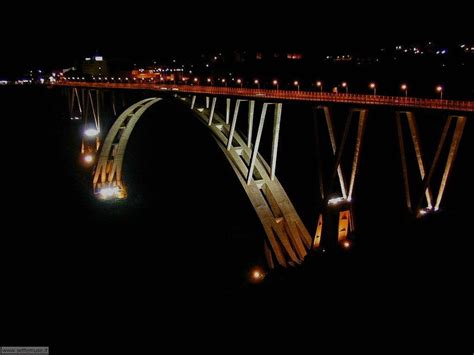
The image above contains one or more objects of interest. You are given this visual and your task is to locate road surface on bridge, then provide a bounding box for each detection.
[55,81,474,112]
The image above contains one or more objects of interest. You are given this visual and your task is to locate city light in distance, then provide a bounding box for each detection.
[343,241,351,249]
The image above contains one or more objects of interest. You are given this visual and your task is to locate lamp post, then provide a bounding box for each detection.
[254,79,260,89]
[369,82,376,96]
[341,82,348,93]
[316,80,323,92]
[193,77,199,85]
[294,80,300,92]
[207,77,212,85]
[401,84,408,97]
[436,85,443,99]
[236,78,243,88]
[273,79,279,90]
[221,78,227,87]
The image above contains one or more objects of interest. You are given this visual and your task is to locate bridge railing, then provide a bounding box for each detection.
[53,81,474,112]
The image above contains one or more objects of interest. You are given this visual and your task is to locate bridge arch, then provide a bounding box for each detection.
[93,96,312,268]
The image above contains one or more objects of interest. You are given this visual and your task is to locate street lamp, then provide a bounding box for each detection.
[369,82,376,95]
[221,78,227,87]
[294,80,300,92]
[193,77,199,85]
[436,85,443,99]
[207,77,212,85]
[401,84,408,97]
[273,79,279,90]
[254,79,260,89]
[341,82,348,93]
[316,80,323,92]
[236,78,243,88]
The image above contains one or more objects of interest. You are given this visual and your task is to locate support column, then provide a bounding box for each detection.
[191,95,196,110]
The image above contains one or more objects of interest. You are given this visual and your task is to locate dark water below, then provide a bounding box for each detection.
[2,86,473,346]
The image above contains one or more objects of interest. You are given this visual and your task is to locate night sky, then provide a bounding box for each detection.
[2,2,471,76]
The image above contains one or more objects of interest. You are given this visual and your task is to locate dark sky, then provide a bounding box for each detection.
[1,1,471,76]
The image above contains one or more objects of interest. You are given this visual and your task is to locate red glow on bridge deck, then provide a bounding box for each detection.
[55,81,474,112]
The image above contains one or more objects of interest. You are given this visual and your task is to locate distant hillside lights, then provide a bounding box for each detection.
[82,55,108,76]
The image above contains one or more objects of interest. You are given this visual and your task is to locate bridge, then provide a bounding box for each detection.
[57,80,472,269]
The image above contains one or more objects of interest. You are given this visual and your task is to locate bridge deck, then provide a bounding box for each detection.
[55,82,474,112]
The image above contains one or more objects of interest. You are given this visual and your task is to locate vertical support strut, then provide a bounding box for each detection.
[226,98,231,124]
[347,109,368,200]
[321,106,348,199]
[270,103,282,181]
[112,91,117,116]
[248,100,255,147]
[208,97,216,126]
[227,99,241,150]
[247,103,268,184]
[327,110,352,199]
[89,91,98,130]
[96,90,101,132]
[406,112,433,208]
[190,95,196,110]
[435,116,466,211]
[74,88,82,114]
[81,89,85,114]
